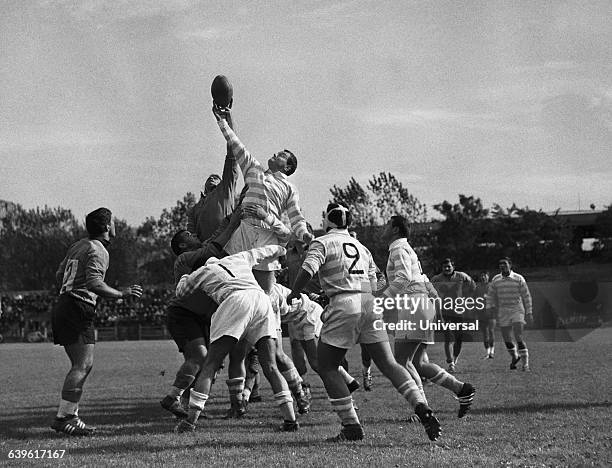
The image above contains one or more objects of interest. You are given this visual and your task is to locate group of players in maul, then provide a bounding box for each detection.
[50,91,534,443]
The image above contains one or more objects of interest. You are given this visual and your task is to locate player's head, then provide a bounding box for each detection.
[86,207,114,239]
[202,174,222,195]
[499,257,512,275]
[170,230,201,256]
[268,149,297,176]
[442,258,455,275]
[324,203,351,231]
[479,271,489,283]
[383,215,409,241]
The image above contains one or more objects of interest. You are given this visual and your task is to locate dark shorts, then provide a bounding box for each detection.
[52,294,96,346]
[166,305,210,353]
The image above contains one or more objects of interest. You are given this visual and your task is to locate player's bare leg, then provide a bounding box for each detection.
[413,345,475,418]
[177,336,236,432]
[256,337,298,431]
[52,343,95,436]
[275,342,310,414]
[225,338,250,418]
[317,341,364,441]
[360,344,373,391]
[513,322,529,371]
[243,348,261,403]
[366,341,441,441]
[444,330,456,372]
[161,338,207,419]
[501,325,521,369]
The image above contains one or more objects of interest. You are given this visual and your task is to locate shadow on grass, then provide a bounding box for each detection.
[1,397,325,442]
[63,435,414,457]
[1,400,178,441]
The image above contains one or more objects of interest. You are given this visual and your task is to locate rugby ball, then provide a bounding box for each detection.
[211,75,233,108]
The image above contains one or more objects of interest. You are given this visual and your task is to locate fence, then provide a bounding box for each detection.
[95,324,170,341]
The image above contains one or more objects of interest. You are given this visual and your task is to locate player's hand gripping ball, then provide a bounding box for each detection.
[211,75,233,109]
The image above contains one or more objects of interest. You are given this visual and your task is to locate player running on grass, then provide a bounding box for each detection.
[487,257,533,371]
[287,204,441,442]
[378,215,475,419]
[51,208,143,436]
[174,245,300,433]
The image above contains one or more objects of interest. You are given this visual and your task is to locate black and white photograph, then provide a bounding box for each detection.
[1,1,611,466]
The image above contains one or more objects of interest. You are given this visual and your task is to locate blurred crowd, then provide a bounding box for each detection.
[0,288,173,340]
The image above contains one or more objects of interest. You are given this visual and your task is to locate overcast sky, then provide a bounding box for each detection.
[1,0,611,226]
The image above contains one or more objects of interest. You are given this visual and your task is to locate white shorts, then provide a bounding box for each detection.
[287,302,323,341]
[498,309,525,328]
[224,221,282,271]
[210,290,277,345]
[394,293,437,344]
[319,293,388,349]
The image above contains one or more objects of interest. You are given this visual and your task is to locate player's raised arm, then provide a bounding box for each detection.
[286,188,311,243]
[212,105,262,176]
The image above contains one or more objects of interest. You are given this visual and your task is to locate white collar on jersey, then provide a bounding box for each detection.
[327,228,350,235]
[388,237,408,251]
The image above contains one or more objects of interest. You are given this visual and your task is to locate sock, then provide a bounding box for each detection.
[226,377,245,404]
[517,342,529,366]
[337,366,355,385]
[57,399,78,418]
[329,396,360,426]
[429,369,464,394]
[173,372,196,391]
[416,383,428,405]
[243,387,252,402]
[505,342,518,359]
[281,367,304,398]
[187,390,209,425]
[362,365,371,376]
[397,379,426,408]
[168,386,185,400]
[274,390,295,422]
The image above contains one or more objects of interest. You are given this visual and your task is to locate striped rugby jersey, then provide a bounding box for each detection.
[302,228,376,297]
[55,238,109,306]
[486,271,532,315]
[384,238,428,298]
[176,245,286,305]
[217,120,308,241]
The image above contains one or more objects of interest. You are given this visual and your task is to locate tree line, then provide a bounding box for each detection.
[1,173,611,291]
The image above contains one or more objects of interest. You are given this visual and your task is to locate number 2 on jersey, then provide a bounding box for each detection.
[342,242,364,275]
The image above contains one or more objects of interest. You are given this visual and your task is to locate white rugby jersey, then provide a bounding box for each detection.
[384,238,428,297]
[176,245,286,304]
[486,271,532,315]
[301,228,376,297]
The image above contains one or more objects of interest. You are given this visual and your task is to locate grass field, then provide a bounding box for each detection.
[1,328,611,467]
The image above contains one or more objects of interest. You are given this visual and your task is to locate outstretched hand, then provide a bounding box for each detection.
[212,103,231,122]
[123,285,143,299]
